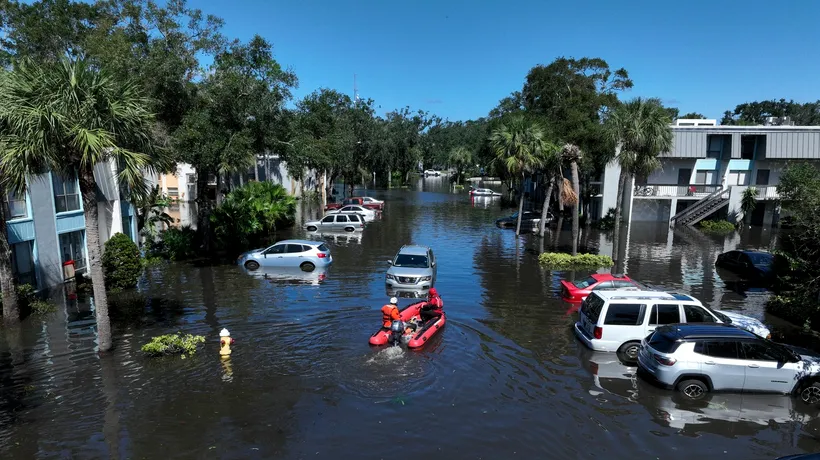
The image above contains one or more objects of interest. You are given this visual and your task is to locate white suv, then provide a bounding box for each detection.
[574,290,771,363]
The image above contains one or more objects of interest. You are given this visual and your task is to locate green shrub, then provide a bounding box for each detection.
[210,182,297,250]
[767,294,819,331]
[699,220,736,233]
[141,333,206,358]
[0,283,56,316]
[102,233,142,291]
[149,226,198,261]
[538,252,614,269]
[595,208,616,230]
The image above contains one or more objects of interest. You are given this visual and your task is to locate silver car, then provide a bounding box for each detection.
[304,213,365,232]
[385,245,436,290]
[637,323,820,403]
[237,239,332,272]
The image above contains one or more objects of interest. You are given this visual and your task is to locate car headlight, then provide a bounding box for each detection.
[421,276,432,281]
[386,274,395,280]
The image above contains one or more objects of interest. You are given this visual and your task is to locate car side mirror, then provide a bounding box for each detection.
[387,260,393,265]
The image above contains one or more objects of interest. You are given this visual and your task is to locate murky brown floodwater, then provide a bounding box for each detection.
[1,177,818,459]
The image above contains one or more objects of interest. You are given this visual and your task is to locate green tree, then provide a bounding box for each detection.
[0,56,161,351]
[447,146,473,183]
[102,233,142,291]
[741,187,758,225]
[605,97,673,270]
[680,112,706,119]
[489,116,547,235]
[174,35,296,250]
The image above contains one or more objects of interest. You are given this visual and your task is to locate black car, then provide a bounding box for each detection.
[495,211,552,229]
[715,250,784,281]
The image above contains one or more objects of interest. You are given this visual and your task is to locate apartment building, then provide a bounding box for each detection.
[599,118,815,226]
[5,159,138,291]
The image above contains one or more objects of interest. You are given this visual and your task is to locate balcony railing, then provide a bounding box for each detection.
[755,185,779,200]
[633,184,721,198]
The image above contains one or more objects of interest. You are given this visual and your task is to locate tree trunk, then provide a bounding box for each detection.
[254,156,259,182]
[0,199,20,325]
[539,177,555,238]
[515,175,525,236]
[611,169,628,269]
[264,154,270,182]
[78,166,112,352]
[556,169,565,213]
[195,168,213,252]
[320,171,327,208]
[215,174,224,206]
[571,161,580,256]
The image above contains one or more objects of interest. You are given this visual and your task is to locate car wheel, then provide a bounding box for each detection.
[307,225,317,231]
[617,341,641,363]
[244,260,260,270]
[676,379,709,401]
[300,262,315,272]
[800,382,820,404]
[344,227,354,232]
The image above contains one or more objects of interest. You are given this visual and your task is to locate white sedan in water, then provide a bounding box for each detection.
[327,205,377,222]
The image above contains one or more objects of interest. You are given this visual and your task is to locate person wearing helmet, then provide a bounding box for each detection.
[420,288,443,323]
[381,297,401,331]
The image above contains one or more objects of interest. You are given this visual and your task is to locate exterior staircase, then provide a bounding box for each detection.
[670,187,730,227]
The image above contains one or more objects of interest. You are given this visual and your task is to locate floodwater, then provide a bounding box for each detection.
[1,177,818,459]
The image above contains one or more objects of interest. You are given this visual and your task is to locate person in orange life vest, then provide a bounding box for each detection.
[381,297,401,330]
[420,288,443,323]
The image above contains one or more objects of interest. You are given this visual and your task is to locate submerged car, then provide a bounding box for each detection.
[560,273,643,302]
[304,213,365,232]
[327,204,377,222]
[638,323,820,403]
[574,290,771,363]
[237,239,332,272]
[385,245,437,291]
[495,210,553,229]
[715,249,784,282]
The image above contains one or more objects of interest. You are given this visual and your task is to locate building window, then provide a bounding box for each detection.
[122,215,134,242]
[167,187,179,198]
[695,171,714,184]
[59,230,86,271]
[53,172,81,213]
[4,190,27,220]
[707,135,730,160]
[10,241,36,288]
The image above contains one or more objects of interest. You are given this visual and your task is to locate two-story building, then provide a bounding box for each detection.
[599,118,815,227]
[5,159,138,291]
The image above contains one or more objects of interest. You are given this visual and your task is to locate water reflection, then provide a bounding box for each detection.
[241,266,329,285]
[304,230,364,245]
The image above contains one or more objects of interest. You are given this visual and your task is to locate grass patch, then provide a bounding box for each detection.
[538,252,614,269]
[699,220,737,233]
[141,333,206,358]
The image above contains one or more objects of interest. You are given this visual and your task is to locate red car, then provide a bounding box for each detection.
[559,273,642,302]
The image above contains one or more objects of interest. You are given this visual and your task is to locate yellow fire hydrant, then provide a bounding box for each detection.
[219,328,234,356]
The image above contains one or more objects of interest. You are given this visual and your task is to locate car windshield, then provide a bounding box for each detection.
[393,254,429,268]
[573,277,599,289]
[746,252,773,265]
[701,304,732,323]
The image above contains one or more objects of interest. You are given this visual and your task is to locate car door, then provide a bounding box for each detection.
[429,249,437,281]
[334,214,349,230]
[283,244,307,267]
[645,303,682,337]
[261,243,286,267]
[737,253,755,277]
[693,340,745,391]
[722,251,742,271]
[682,304,718,324]
[319,215,335,230]
[739,340,798,394]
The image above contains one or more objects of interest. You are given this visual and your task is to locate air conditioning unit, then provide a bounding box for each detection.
[765,117,778,126]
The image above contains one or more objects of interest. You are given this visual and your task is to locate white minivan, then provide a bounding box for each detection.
[574,290,771,363]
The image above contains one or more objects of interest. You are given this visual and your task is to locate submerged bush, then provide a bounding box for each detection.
[538,252,614,269]
[102,233,142,291]
[148,226,198,261]
[141,333,206,358]
[0,283,56,316]
[210,181,297,250]
[699,220,737,233]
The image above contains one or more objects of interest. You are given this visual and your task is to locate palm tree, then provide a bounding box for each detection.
[489,116,547,235]
[448,146,473,184]
[561,143,583,255]
[0,57,160,351]
[741,187,758,226]
[0,189,20,325]
[537,145,561,237]
[605,98,673,270]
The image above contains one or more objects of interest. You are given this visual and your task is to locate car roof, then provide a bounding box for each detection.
[273,239,325,246]
[655,323,757,340]
[593,290,695,302]
[398,245,430,255]
[724,249,771,256]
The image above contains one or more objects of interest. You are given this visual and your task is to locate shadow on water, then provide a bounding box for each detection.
[0,177,818,459]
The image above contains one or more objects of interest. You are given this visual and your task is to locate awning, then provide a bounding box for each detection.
[694,159,718,170]
[727,159,752,171]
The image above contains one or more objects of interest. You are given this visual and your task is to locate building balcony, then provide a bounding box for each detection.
[755,185,779,200]
[633,184,722,199]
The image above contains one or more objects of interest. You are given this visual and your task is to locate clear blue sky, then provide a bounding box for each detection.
[192,0,820,121]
